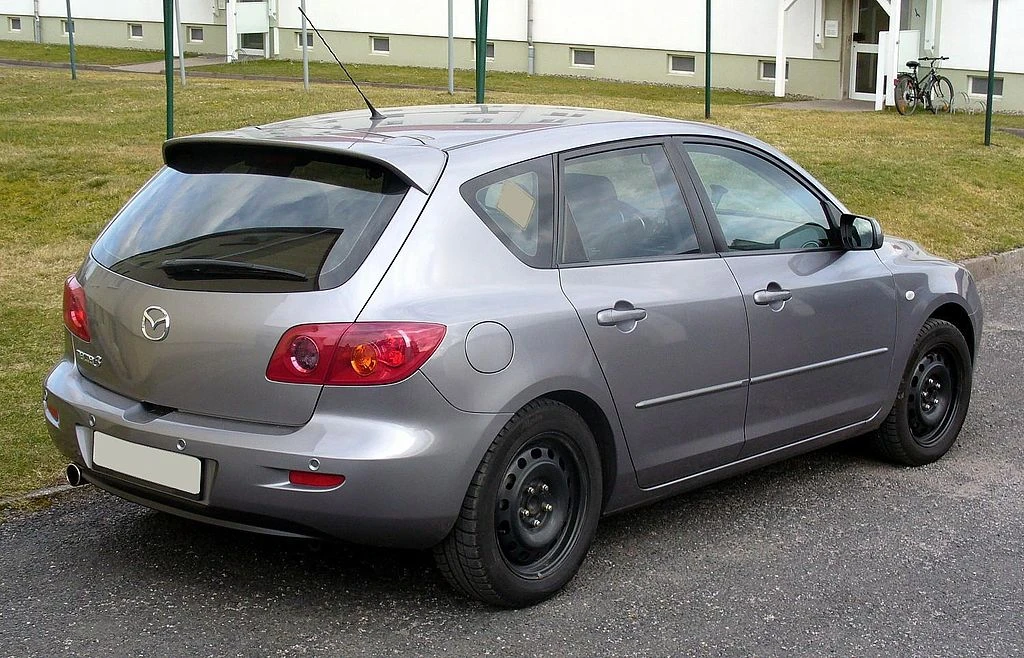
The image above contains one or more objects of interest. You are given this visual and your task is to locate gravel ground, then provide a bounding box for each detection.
[1,271,1021,658]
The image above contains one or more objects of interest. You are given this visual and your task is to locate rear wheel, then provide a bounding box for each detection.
[433,399,602,607]
[928,76,955,114]
[873,319,972,465]
[894,75,918,116]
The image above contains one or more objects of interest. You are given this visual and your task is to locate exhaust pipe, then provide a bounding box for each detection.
[66,463,85,487]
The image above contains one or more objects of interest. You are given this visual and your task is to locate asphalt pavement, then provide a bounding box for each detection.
[2,270,1022,657]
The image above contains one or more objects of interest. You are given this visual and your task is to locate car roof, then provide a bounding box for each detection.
[189,104,741,151]
[163,104,771,193]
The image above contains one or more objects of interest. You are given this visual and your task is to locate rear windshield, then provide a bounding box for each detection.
[92,144,408,292]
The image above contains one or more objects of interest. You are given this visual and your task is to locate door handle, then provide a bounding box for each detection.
[753,288,793,305]
[596,307,647,326]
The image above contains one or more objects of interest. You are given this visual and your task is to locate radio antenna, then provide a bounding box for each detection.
[297,6,386,121]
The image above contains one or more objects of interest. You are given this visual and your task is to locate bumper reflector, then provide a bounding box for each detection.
[289,471,345,488]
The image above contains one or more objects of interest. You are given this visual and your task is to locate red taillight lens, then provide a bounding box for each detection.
[266,322,446,386]
[63,275,91,342]
[328,323,447,385]
[288,471,346,487]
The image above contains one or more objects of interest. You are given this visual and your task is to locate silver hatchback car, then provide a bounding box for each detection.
[45,105,981,607]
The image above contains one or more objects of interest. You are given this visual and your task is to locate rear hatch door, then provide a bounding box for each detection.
[75,141,434,426]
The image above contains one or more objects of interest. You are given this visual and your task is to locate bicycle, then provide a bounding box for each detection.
[894,56,954,115]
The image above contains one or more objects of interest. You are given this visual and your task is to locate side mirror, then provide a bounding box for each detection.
[839,213,884,250]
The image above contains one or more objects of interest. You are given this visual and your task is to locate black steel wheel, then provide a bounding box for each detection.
[434,399,602,607]
[873,318,973,465]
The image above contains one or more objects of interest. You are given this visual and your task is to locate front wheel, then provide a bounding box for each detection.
[928,76,955,114]
[872,319,973,465]
[433,399,603,607]
[894,75,918,115]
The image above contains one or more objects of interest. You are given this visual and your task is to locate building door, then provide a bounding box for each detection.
[849,0,890,101]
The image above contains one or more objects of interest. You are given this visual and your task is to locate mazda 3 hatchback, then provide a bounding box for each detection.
[45,105,982,607]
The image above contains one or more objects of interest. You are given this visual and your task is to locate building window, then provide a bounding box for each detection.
[669,54,695,75]
[759,60,789,81]
[128,23,144,40]
[969,75,1004,97]
[471,41,495,61]
[240,32,265,51]
[295,31,313,49]
[60,19,69,35]
[371,36,390,54]
[9,16,22,32]
[188,26,204,43]
[571,48,595,68]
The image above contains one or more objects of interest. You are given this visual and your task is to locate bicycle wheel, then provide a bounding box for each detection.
[894,75,918,115]
[927,76,954,114]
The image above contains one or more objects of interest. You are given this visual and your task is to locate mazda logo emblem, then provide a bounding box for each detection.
[142,306,170,342]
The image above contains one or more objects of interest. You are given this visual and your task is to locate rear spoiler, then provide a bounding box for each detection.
[163,136,446,194]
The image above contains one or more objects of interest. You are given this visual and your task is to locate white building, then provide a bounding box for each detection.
[2,0,1021,110]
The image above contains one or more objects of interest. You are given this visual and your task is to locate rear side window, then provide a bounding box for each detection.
[461,157,554,268]
[92,144,408,292]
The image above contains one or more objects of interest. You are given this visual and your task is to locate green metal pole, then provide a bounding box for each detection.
[704,0,711,119]
[984,0,999,146]
[163,0,174,139]
[475,0,488,103]
[64,0,76,80]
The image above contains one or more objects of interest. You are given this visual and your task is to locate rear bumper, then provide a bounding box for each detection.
[44,360,510,548]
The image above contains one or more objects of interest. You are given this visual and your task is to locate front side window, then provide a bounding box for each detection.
[462,157,554,268]
[684,143,832,251]
[561,145,699,264]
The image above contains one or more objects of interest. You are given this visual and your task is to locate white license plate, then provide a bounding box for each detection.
[93,432,202,495]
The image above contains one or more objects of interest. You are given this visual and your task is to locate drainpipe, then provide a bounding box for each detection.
[225,0,236,62]
[527,0,535,75]
[33,0,41,42]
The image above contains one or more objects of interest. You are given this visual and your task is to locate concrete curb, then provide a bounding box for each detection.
[0,483,79,509]
[959,246,1024,282]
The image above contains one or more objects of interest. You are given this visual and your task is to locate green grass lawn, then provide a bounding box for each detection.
[1,63,1023,502]
[0,40,172,66]
[199,57,774,105]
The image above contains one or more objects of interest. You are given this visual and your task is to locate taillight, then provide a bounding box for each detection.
[266,322,446,386]
[63,275,91,342]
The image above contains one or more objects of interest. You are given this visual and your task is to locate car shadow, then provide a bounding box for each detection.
[75,438,883,610]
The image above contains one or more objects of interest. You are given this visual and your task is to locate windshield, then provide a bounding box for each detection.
[92,145,408,292]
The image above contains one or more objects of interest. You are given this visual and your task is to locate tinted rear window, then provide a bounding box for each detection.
[92,144,408,292]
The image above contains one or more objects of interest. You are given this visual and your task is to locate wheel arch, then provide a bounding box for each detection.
[929,302,976,362]
[536,390,619,512]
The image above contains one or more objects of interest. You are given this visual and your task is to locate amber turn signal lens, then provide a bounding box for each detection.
[350,343,378,376]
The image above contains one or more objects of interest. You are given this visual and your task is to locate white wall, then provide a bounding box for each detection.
[276,0,527,41]
[30,0,218,24]
[277,0,816,57]
[533,0,816,58]
[938,0,1023,73]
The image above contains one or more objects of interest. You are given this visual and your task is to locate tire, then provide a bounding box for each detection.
[433,399,603,607]
[894,75,918,116]
[928,76,954,114]
[873,319,972,466]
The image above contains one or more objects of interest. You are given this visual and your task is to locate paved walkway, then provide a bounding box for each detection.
[759,98,877,112]
[113,55,225,73]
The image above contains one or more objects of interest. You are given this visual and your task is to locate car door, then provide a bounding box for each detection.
[556,140,750,488]
[677,139,897,457]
